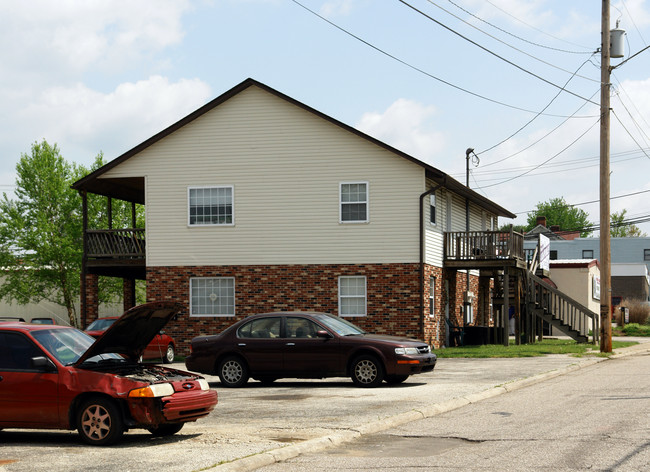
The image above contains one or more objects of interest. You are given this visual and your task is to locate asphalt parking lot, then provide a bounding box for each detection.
[2,340,649,472]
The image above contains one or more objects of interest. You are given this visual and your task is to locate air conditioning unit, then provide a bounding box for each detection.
[464,291,475,303]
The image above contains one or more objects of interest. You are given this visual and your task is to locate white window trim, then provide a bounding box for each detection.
[189,277,236,317]
[187,185,235,227]
[339,181,369,224]
[429,276,436,316]
[338,275,367,317]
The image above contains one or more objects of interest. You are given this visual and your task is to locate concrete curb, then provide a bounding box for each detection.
[212,344,650,472]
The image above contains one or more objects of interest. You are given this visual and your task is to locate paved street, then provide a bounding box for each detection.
[1,341,649,472]
[256,352,650,472]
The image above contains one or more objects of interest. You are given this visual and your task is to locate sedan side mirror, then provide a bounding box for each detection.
[316,330,333,339]
[31,356,57,373]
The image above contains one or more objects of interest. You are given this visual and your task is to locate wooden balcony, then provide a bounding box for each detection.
[444,230,526,270]
[84,229,146,278]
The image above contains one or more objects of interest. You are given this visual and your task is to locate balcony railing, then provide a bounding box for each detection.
[444,230,524,262]
[86,229,145,260]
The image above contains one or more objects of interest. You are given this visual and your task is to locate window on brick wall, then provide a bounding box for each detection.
[190,277,235,316]
[338,276,367,316]
[188,186,233,226]
[340,182,368,223]
[429,276,436,316]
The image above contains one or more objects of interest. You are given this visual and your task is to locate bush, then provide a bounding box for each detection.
[618,299,650,325]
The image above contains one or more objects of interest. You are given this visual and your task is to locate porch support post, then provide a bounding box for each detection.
[123,278,137,311]
[503,267,510,346]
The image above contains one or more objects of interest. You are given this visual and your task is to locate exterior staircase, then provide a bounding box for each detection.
[525,271,599,344]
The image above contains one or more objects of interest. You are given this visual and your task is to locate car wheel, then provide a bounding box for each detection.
[163,344,175,364]
[385,374,409,384]
[351,355,384,388]
[148,423,184,437]
[77,397,124,446]
[218,356,249,387]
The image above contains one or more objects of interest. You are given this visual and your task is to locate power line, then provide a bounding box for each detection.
[476,118,600,189]
[397,0,599,105]
[484,0,593,51]
[426,0,600,83]
[445,0,595,55]
[477,55,598,156]
[513,188,650,215]
[290,0,592,117]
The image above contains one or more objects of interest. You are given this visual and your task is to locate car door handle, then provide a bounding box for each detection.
[286,342,295,346]
[238,343,246,347]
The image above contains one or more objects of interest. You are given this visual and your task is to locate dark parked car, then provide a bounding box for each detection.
[185,311,436,388]
[0,302,218,446]
[86,316,176,363]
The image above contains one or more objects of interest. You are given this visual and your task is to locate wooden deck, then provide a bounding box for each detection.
[443,230,527,269]
[84,229,146,278]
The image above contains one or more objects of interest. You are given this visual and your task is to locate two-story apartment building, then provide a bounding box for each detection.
[72,79,517,351]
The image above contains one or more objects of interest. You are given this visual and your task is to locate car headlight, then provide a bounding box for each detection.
[395,347,420,355]
[197,378,210,391]
[128,383,174,398]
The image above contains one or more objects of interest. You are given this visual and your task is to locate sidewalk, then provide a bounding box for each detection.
[194,338,650,472]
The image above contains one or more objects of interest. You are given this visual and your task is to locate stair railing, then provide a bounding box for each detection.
[527,272,599,343]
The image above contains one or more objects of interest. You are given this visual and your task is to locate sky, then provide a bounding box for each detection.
[1,0,649,234]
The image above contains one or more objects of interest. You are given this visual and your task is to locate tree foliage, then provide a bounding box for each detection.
[610,209,647,237]
[525,197,593,237]
[0,140,143,327]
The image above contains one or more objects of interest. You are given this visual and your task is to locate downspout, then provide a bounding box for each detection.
[420,178,445,341]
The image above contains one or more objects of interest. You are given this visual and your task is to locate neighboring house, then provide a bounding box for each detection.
[611,263,650,303]
[547,259,600,336]
[524,225,650,304]
[72,78,516,351]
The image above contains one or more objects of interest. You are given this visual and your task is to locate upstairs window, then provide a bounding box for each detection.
[430,195,436,225]
[644,249,650,261]
[582,250,594,259]
[189,186,233,226]
[340,182,368,223]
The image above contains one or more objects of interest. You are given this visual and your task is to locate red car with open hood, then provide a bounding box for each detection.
[0,302,217,445]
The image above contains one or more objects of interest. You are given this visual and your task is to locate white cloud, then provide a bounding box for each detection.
[17,76,212,163]
[320,0,356,18]
[0,0,191,80]
[356,99,446,162]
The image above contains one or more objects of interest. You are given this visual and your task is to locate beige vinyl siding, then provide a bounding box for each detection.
[101,86,426,266]
[424,188,493,268]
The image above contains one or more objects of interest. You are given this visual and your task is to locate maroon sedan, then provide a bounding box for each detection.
[185,312,436,388]
[86,316,176,363]
[0,302,218,446]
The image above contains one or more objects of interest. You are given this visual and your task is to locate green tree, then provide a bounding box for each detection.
[526,197,593,237]
[610,209,647,237]
[0,140,142,327]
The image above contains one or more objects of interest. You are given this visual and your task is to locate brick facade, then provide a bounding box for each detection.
[144,263,488,354]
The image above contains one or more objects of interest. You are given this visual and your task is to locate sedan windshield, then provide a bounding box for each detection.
[86,318,115,331]
[312,313,366,336]
[32,328,123,365]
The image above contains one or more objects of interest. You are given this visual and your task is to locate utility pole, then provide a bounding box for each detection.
[600,0,612,352]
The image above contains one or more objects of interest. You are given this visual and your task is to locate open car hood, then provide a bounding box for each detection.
[75,301,183,365]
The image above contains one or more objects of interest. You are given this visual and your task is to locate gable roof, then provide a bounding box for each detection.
[72,78,515,218]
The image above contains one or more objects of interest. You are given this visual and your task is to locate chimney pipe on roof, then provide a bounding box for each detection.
[536,216,547,227]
